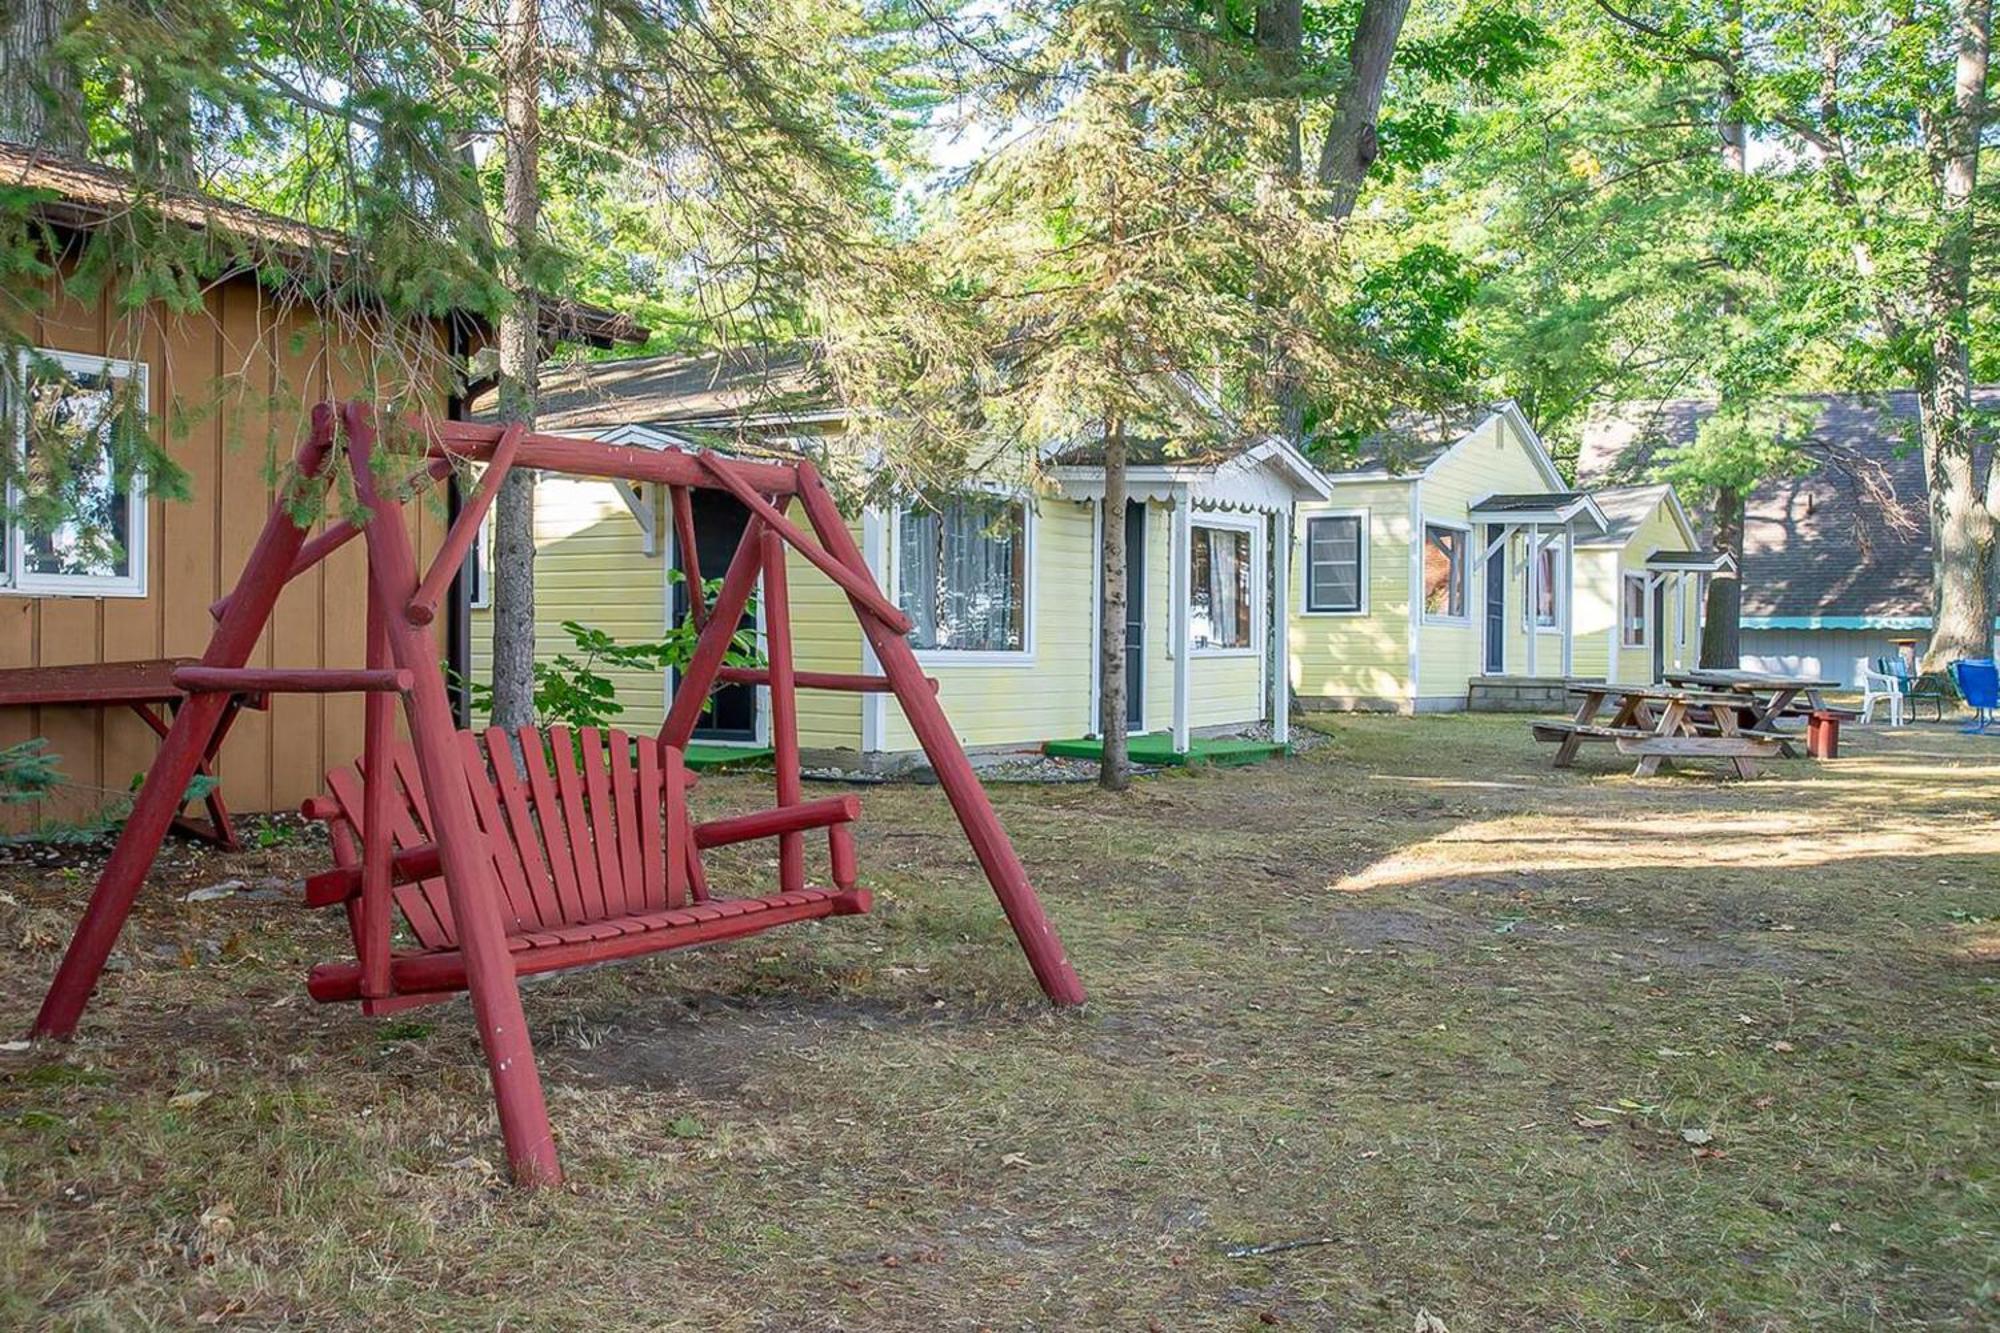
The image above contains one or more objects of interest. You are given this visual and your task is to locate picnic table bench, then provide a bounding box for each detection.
[1534,682,1784,779]
[0,658,267,848]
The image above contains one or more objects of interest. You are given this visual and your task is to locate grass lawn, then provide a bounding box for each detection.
[2,714,1996,1329]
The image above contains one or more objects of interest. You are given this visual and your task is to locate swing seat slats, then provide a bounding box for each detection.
[303,723,869,1005]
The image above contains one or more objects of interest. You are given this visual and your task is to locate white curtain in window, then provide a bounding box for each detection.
[898,500,1022,651]
[1209,529,1241,646]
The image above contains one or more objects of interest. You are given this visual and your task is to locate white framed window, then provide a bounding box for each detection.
[1302,512,1365,615]
[1190,518,1259,653]
[3,348,150,597]
[895,494,1032,662]
[1620,572,1648,648]
[1523,541,1561,630]
[1421,522,1469,623]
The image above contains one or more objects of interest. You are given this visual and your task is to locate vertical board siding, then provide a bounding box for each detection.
[2,270,450,831]
[1289,480,1413,707]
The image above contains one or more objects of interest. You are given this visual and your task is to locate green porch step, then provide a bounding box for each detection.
[1041,732,1288,768]
[682,743,775,771]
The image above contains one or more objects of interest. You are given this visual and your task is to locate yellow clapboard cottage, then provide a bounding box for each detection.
[1568,484,1730,685]
[470,351,1329,764]
[1288,402,1623,713]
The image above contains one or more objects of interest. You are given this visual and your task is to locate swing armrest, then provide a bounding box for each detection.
[692,795,862,850]
[302,842,443,908]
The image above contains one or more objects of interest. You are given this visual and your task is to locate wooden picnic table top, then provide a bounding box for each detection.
[0,657,205,709]
[1566,683,1758,708]
[1663,669,1842,692]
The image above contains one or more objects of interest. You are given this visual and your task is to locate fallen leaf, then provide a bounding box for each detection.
[1573,1112,1613,1131]
[0,1039,30,1053]
[1828,1221,1846,1234]
[1680,1128,1713,1146]
[1414,1312,1450,1333]
[168,1089,212,1110]
[1000,1152,1036,1169]
[1770,1040,1795,1053]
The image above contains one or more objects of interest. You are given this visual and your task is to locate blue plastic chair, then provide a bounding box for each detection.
[1950,659,1998,733]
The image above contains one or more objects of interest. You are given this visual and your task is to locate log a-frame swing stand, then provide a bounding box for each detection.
[29,401,1084,1187]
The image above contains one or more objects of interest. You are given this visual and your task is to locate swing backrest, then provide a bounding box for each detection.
[316,725,692,950]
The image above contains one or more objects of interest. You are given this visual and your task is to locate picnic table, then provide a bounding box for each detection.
[0,658,267,848]
[1532,682,1784,779]
[1662,670,1848,757]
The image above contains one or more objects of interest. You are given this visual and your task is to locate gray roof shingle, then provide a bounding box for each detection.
[1577,391,1997,619]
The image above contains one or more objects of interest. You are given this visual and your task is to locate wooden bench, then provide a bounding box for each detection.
[0,658,266,847]
[1614,731,1783,780]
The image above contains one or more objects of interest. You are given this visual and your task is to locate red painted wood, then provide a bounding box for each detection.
[208,454,454,622]
[636,741,666,911]
[608,730,644,908]
[794,461,1085,1007]
[577,727,626,917]
[171,666,412,695]
[344,402,560,1188]
[669,484,706,630]
[359,596,394,999]
[408,422,524,626]
[32,407,338,1040]
[548,727,606,920]
[693,796,862,849]
[484,729,565,926]
[307,888,872,1002]
[432,419,803,495]
[829,823,858,892]
[761,527,806,894]
[0,657,196,707]
[714,666,937,694]
[697,452,911,634]
[659,512,770,747]
[515,728,587,923]
[455,731,540,932]
[664,745,689,907]
[303,842,442,908]
[386,746,458,944]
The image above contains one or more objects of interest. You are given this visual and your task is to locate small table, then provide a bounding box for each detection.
[0,658,267,848]
[1533,683,1784,779]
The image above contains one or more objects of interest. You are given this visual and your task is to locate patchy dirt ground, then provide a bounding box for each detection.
[1,715,1996,1330]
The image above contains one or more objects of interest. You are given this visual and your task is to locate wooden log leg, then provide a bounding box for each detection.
[794,463,1085,1007]
[345,403,560,1188]
[760,528,806,894]
[33,410,336,1039]
[1553,733,1583,768]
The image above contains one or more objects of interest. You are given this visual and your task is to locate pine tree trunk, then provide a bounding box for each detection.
[1700,486,1743,669]
[489,0,543,729]
[1,0,83,152]
[1098,425,1130,792]
[1918,0,1995,668]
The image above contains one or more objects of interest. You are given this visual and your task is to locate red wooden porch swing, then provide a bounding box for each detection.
[28,401,1084,1186]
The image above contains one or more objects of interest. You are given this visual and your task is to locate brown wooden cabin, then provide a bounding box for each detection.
[0,143,641,830]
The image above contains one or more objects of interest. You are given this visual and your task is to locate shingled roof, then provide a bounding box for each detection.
[1578,391,1997,621]
[2,140,645,349]
[490,345,830,434]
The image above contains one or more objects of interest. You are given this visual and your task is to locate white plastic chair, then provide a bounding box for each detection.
[1860,658,1906,726]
